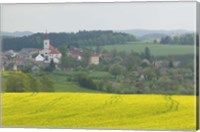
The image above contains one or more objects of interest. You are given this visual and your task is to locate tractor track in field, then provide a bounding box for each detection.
[76,95,124,117]
[29,97,65,114]
[154,95,179,115]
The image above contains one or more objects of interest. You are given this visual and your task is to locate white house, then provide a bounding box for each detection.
[35,54,45,61]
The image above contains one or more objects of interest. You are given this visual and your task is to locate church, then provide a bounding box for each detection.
[35,32,62,64]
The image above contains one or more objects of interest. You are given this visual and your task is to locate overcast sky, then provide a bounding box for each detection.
[1,2,197,33]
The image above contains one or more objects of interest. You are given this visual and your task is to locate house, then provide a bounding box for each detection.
[173,61,181,67]
[68,48,83,60]
[35,54,45,62]
[37,32,62,63]
[90,52,100,65]
[68,48,100,64]
[5,50,17,58]
[13,64,18,71]
[18,48,39,60]
[154,60,163,68]
[142,59,150,67]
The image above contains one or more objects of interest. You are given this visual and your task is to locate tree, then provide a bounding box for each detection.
[46,59,55,72]
[59,45,69,69]
[5,72,31,92]
[27,74,40,92]
[39,75,54,92]
[144,47,151,60]
[6,74,24,92]
[109,64,126,77]
[144,67,157,81]
[81,52,90,67]
[169,60,174,68]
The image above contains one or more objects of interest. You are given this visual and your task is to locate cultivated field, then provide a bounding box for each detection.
[2,93,196,130]
[103,43,194,56]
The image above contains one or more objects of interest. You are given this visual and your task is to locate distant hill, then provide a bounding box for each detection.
[2,31,33,37]
[2,30,137,51]
[139,33,167,41]
[117,29,193,41]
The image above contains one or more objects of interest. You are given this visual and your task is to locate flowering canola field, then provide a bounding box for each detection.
[2,93,197,130]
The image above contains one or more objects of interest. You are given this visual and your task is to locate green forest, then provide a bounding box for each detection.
[2,30,136,51]
[3,30,195,51]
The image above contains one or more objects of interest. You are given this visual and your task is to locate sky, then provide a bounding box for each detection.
[1,2,197,33]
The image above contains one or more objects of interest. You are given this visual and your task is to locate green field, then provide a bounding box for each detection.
[48,71,113,92]
[48,72,98,92]
[103,42,194,56]
[2,93,196,130]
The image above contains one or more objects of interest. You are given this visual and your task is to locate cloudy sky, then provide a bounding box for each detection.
[1,2,197,33]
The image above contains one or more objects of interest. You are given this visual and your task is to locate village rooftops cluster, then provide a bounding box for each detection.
[1,32,100,71]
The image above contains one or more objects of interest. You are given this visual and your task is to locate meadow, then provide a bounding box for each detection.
[2,92,196,130]
[48,71,114,92]
[102,42,194,56]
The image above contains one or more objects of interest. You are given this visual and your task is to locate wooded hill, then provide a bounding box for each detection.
[160,34,195,45]
[2,30,137,51]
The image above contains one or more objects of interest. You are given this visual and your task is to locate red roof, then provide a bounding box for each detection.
[69,49,83,57]
[49,45,60,54]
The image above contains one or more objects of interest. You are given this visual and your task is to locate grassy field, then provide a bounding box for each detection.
[48,71,113,92]
[2,93,196,130]
[48,72,98,93]
[102,42,194,56]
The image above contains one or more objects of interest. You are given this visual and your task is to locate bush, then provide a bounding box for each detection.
[109,64,126,76]
[4,72,55,92]
[6,72,31,92]
[77,75,97,90]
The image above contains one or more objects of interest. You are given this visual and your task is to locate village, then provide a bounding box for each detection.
[1,33,100,72]
[1,32,193,95]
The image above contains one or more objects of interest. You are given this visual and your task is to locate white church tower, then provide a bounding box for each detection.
[44,31,50,49]
[43,31,50,62]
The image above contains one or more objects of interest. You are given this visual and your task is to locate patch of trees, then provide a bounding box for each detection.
[2,30,137,51]
[75,73,97,90]
[3,72,54,92]
[160,34,194,45]
[65,48,194,95]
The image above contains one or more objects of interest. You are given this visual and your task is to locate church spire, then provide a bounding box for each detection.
[45,30,48,40]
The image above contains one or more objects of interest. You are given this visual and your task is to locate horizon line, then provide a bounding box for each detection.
[2,28,195,33]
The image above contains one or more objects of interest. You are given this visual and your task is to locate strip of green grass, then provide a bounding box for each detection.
[103,42,194,56]
[48,73,100,93]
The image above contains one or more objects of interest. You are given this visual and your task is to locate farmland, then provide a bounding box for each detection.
[2,93,196,130]
[102,42,194,56]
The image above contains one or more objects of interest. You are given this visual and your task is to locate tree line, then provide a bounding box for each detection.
[160,33,194,45]
[2,30,137,51]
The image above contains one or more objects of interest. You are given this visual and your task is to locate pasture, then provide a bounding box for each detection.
[2,93,196,130]
[48,71,113,92]
[102,42,194,56]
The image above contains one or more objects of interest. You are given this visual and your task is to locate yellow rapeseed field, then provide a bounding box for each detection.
[2,93,197,130]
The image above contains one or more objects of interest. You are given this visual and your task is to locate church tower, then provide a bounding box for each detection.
[44,31,50,49]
